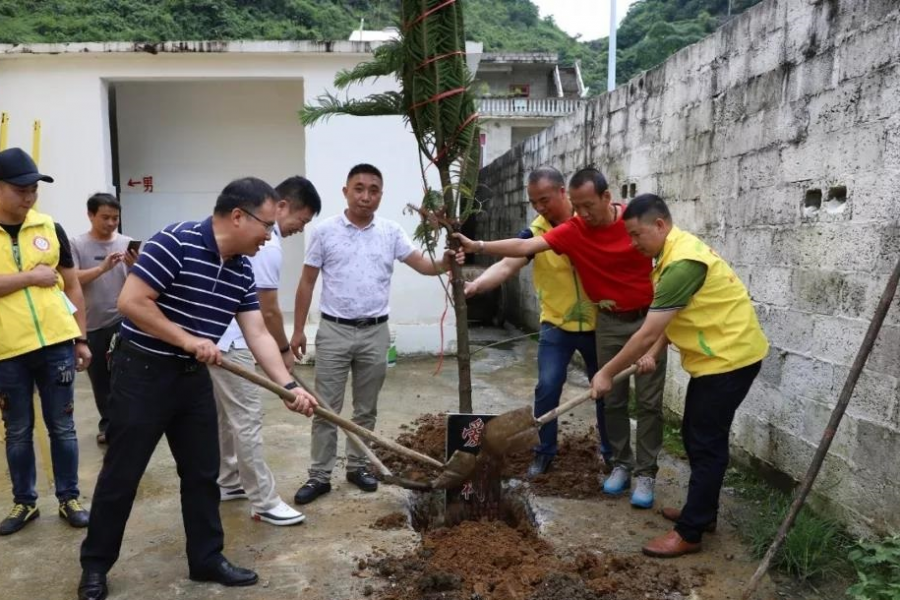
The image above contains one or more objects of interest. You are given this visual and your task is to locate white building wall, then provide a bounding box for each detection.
[0,48,453,354]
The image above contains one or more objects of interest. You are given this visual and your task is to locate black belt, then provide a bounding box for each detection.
[598,307,649,322]
[321,313,388,328]
[118,339,202,373]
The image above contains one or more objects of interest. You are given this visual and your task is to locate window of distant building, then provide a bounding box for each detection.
[509,84,530,98]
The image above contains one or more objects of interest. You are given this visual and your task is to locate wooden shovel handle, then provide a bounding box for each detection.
[287,368,392,478]
[215,360,444,470]
[534,365,639,427]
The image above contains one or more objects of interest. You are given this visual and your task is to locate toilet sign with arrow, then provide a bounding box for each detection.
[127,176,154,193]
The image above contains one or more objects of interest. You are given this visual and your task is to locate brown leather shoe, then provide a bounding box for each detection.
[660,507,717,533]
[642,530,702,558]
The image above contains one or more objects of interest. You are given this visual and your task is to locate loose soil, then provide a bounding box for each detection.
[382,414,610,499]
[368,415,707,600]
[364,520,705,600]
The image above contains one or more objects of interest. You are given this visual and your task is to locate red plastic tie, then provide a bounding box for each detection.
[415,50,466,71]
[404,0,458,31]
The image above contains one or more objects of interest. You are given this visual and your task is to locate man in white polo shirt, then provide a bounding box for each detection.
[289,163,453,505]
[210,176,321,526]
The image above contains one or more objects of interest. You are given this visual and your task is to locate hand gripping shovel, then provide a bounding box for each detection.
[214,360,476,489]
[480,365,638,458]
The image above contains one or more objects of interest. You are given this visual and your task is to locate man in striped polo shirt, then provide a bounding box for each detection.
[77,178,317,600]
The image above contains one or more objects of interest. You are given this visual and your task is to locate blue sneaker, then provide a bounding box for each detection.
[630,476,655,509]
[602,466,631,496]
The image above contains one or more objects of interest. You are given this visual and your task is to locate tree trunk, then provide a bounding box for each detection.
[441,170,472,413]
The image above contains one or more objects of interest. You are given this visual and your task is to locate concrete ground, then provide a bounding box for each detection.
[0,328,776,600]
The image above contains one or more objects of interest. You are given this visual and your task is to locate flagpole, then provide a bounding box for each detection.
[608,0,617,91]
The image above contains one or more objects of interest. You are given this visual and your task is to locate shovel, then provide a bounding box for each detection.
[287,368,431,491]
[215,360,476,489]
[480,365,638,458]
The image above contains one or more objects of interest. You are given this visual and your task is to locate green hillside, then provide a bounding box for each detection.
[0,0,763,93]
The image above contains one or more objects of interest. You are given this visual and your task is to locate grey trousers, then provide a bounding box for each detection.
[308,319,389,482]
[209,347,282,512]
[595,310,667,477]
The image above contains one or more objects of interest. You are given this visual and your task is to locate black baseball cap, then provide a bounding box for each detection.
[0,147,54,186]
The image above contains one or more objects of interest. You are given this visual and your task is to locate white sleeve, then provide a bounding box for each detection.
[393,222,416,262]
[304,226,324,268]
[249,243,282,290]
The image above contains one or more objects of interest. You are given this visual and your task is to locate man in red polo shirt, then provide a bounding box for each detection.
[455,168,666,508]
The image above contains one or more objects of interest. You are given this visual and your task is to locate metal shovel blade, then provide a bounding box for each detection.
[431,450,478,489]
[480,406,538,457]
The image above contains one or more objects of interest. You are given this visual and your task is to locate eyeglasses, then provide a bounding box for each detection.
[239,208,276,234]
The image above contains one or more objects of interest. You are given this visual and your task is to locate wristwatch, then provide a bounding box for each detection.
[284,381,299,391]
[74,338,89,345]
[279,344,291,353]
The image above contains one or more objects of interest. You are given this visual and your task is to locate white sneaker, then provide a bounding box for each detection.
[251,501,306,526]
[220,486,248,501]
[630,476,655,509]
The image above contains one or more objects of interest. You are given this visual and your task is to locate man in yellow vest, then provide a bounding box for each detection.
[591,194,768,558]
[0,147,93,535]
[465,167,610,477]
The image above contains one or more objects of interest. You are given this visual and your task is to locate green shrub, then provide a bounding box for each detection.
[846,534,900,600]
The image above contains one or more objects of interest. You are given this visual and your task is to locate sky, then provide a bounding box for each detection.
[530,0,640,42]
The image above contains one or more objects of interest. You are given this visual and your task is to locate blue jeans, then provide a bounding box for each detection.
[0,342,80,505]
[534,323,610,459]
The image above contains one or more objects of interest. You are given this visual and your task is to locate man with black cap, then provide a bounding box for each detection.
[0,147,92,536]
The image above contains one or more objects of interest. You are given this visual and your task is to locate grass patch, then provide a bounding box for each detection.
[724,467,852,583]
[661,421,687,459]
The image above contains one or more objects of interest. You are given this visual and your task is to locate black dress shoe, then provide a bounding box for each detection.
[346,468,378,492]
[526,454,554,478]
[294,479,332,505]
[78,571,108,600]
[189,557,258,587]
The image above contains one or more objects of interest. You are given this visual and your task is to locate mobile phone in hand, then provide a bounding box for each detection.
[127,240,142,254]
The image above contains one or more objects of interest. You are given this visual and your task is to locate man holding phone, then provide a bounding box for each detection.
[71,193,137,444]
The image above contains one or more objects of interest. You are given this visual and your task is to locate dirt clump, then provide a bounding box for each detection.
[504,425,607,499]
[372,512,409,530]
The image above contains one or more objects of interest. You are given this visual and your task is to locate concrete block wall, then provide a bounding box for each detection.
[475,0,900,535]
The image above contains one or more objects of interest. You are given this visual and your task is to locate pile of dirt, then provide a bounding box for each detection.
[381,414,608,499]
[503,425,609,500]
[363,519,704,600]
[372,512,408,530]
[380,414,448,483]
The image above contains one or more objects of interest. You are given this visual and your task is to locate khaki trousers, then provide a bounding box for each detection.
[209,348,282,512]
[308,319,389,481]
[595,311,667,477]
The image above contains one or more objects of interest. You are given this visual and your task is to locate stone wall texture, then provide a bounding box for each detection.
[475,0,900,535]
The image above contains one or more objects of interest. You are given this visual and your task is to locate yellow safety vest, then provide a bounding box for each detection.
[0,210,81,360]
[653,226,768,377]
[530,215,596,332]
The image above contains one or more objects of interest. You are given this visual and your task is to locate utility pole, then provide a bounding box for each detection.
[607,0,617,91]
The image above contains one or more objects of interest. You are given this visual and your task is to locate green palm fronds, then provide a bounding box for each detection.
[333,41,404,89]
[299,91,405,126]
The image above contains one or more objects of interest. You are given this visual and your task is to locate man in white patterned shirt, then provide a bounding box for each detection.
[289,163,453,505]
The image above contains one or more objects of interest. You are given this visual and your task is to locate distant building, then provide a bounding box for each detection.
[0,40,455,355]
[473,52,587,165]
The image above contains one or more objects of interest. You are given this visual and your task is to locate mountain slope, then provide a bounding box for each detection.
[0,0,762,94]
